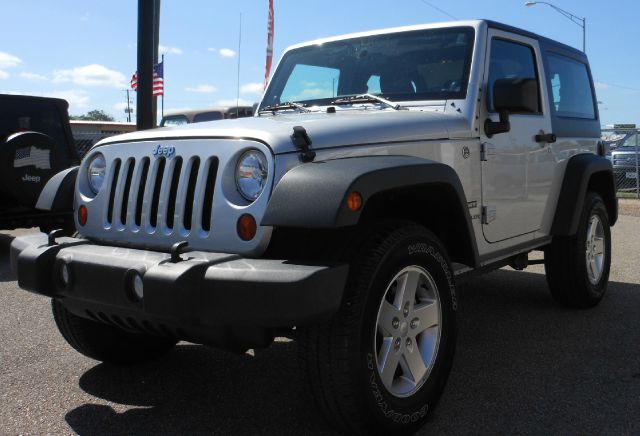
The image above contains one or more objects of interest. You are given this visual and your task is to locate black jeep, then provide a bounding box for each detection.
[0,94,78,231]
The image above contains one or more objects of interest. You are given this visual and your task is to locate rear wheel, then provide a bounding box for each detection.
[52,299,177,364]
[300,223,457,435]
[545,192,611,308]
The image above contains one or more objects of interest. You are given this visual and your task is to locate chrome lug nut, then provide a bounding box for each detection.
[392,317,400,329]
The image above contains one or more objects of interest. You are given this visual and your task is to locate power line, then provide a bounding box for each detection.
[607,83,640,92]
[419,0,458,20]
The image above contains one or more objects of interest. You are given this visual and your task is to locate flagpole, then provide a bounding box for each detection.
[236,13,242,116]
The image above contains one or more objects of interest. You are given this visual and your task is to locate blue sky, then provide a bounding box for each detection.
[1,0,638,125]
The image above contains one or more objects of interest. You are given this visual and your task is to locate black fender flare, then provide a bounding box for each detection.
[35,166,78,212]
[262,155,479,266]
[550,153,618,236]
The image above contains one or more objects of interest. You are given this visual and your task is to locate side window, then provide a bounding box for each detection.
[367,75,381,94]
[280,64,340,102]
[487,38,540,113]
[547,53,595,119]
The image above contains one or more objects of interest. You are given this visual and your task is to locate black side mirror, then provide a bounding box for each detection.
[485,78,539,137]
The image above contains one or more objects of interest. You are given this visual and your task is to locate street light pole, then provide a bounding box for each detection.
[524,1,586,52]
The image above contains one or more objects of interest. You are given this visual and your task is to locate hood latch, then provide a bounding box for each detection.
[291,126,316,163]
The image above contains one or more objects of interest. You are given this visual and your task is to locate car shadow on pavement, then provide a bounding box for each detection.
[63,268,639,435]
[66,340,335,436]
[0,233,16,282]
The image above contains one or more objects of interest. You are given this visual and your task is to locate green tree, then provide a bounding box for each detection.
[70,109,115,121]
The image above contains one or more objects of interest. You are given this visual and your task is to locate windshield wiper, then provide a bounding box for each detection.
[259,101,312,114]
[330,94,404,110]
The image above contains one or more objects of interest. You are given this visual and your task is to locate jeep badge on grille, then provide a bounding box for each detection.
[152,144,175,158]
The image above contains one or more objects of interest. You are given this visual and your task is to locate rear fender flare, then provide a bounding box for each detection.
[550,154,617,235]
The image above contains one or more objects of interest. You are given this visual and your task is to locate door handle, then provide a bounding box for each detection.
[535,132,556,144]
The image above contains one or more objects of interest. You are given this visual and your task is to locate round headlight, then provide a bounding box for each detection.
[87,153,106,194]
[235,150,268,201]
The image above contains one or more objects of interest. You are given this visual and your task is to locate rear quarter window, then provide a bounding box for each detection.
[547,53,595,119]
[193,111,223,123]
[0,99,67,145]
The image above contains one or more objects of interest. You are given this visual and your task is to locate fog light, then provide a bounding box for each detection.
[60,263,70,287]
[78,205,88,226]
[132,273,144,300]
[237,214,257,241]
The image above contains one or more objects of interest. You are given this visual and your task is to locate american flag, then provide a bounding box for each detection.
[131,61,164,96]
[14,146,51,170]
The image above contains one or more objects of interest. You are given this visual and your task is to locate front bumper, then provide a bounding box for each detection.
[11,234,348,348]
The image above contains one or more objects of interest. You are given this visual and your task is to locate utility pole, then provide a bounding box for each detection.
[125,89,133,123]
[136,0,161,130]
[152,0,161,126]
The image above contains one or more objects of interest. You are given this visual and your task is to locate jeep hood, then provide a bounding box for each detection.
[98,110,473,154]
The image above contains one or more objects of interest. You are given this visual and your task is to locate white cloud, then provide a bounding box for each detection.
[185,84,218,93]
[45,90,90,109]
[207,47,216,53]
[240,82,264,95]
[219,48,237,58]
[0,51,22,68]
[159,45,182,55]
[20,72,48,81]
[53,64,126,88]
[113,102,131,111]
[216,98,254,107]
[595,82,610,90]
[80,12,90,21]
[0,70,9,80]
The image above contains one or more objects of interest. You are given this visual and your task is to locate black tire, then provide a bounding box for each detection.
[52,299,177,364]
[545,192,611,308]
[300,223,457,435]
[39,214,77,236]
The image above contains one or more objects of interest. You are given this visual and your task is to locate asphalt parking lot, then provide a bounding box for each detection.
[1,213,639,435]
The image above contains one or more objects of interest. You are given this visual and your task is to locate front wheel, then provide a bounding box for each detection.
[300,223,457,435]
[545,192,612,308]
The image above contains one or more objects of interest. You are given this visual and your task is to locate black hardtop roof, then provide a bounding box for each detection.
[0,93,70,112]
[483,19,587,62]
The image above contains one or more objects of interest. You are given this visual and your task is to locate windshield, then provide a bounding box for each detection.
[618,133,638,148]
[161,115,188,127]
[261,26,474,110]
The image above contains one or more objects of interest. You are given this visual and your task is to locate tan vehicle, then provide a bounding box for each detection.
[160,106,254,126]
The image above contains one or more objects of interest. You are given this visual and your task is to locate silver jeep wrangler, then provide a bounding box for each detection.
[12,20,616,435]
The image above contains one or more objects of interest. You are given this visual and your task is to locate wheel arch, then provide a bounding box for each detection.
[551,153,617,236]
[262,156,479,268]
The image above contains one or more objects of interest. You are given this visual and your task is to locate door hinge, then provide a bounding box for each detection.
[480,142,494,161]
[482,205,496,224]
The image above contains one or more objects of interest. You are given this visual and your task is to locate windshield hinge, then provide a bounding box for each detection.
[291,126,316,162]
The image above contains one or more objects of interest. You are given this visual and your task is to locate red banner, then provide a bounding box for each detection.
[264,0,274,90]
